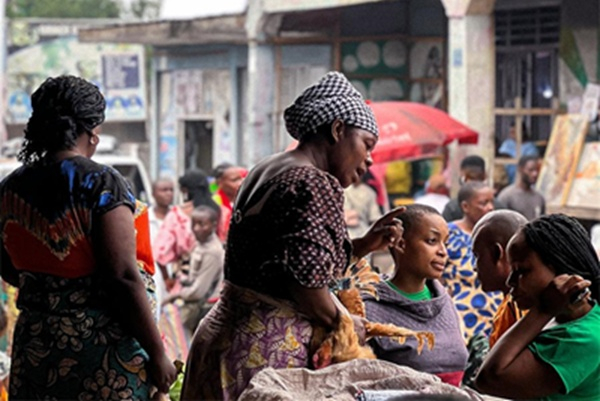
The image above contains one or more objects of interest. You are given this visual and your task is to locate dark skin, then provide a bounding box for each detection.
[1,129,176,393]
[237,120,404,338]
[475,231,593,398]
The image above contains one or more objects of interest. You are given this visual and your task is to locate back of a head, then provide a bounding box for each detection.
[19,75,105,165]
[522,214,600,301]
[178,169,220,212]
[473,210,527,247]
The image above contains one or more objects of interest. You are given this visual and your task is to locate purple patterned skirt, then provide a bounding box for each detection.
[180,281,314,400]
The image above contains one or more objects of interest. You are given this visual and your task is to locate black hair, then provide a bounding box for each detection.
[458,181,489,204]
[19,75,105,165]
[212,162,234,180]
[192,205,219,224]
[522,214,600,301]
[178,169,220,214]
[460,155,485,170]
[518,154,539,168]
[397,204,441,237]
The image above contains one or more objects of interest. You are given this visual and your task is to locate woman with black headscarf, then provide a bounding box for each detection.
[0,76,176,399]
[181,72,405,400]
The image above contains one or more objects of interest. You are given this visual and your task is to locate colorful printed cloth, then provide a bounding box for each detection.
[181,281,313,401]
[9,273,152,399]
[443,222,503,340]
[0,156,153,399]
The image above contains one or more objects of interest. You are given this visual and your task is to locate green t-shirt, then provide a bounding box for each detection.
[386,280,432,301]
[528,302,600,400]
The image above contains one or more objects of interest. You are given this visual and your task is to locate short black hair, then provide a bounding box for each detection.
[458,181,489,204]
[19,75,105,165]
[518,154,539,168]
[522,214,600,301]
[212,163,234,180]
[460,155,485,170]
[397,204,441,236]
[192,205,219,224]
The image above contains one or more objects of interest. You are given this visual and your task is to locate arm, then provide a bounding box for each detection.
[475,308,562,398]
[178,252,223,302]
[93,206,175,392]
[352,207,405,259]
[289,283,339,329]
[476,274,592,398]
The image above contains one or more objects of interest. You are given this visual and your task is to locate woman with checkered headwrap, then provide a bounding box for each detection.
[181,72,405,400]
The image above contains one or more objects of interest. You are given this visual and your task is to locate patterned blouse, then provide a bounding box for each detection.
[225,165,352,299]
[0,156,135,278]
[444,222,503,340]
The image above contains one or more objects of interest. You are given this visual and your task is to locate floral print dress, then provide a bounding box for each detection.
[0,156,152,400]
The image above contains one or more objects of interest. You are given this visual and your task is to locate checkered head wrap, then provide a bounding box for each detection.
[284,71,379,141]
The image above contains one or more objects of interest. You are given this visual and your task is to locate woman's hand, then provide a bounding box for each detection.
[540,274,591,316]
[148,353,178,394]
[352,207,405,258]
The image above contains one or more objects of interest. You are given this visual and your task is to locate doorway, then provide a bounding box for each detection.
[184,120,213,173]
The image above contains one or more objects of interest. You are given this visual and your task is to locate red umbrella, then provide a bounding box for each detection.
[285,101,478,163]
[368,101,478,163]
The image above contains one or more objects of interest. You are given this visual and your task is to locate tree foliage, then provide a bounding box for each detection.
[6,0,121,19]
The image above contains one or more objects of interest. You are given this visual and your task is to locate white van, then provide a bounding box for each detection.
[0,155,152,204]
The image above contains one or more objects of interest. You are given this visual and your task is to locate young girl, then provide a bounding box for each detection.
[476,214,600,400]
[363,204,468,386]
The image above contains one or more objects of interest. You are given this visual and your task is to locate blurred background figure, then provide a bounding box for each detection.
[212,163,246,242]
[162,206,224,339]
[497,155,545,221]
[149,177,175,242]
[498,122,540,184]
[414,173,450,214]
[442,156,497,222]
[344,170,382,239]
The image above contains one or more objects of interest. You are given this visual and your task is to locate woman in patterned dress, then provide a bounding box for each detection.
[444,181,503,340]
[0,76,176,399]
[181,72,405,400]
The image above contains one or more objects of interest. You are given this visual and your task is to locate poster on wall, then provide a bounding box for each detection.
[566,142,600,208]
[536,114,588,207]
[6,20,146,124]
[342,39,408,101]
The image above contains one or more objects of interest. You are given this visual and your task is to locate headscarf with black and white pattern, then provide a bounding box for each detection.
[284,72,379,141]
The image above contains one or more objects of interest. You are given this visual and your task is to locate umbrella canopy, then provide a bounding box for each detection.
[368,101,478,163]
[285,101,478,163]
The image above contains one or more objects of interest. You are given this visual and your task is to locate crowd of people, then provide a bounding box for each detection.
[0,72,598,401]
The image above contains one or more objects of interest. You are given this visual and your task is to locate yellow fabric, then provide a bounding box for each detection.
[385,161,412,195]
[489,295,526,348]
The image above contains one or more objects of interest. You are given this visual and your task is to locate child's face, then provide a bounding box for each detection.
[191,211,215,243]
[395,213,449,280]
[506,231,555,310]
